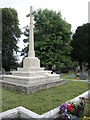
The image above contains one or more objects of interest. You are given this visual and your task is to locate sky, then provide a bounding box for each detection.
[1,0,89,31]
[0,0,89,61]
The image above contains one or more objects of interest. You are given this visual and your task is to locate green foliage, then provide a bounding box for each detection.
[22,9,73,69]
[71,23,90,68]
[84,98,90,117]
[2,81,88,114]
[2,8,21,71]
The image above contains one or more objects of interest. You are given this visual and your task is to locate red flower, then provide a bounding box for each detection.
[67,104,75,112]
[74,78,78,80]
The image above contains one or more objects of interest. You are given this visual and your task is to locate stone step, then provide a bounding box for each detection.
[17,67,45,72]
[2,78,64,86]
[3,74,60,85]
[2,77,61,86]
[29,78,63,86]
[1,78,66,93]
[11,70,52,77]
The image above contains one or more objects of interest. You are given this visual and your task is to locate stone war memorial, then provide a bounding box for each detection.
[1,6,66,94]
[1,5,90,120]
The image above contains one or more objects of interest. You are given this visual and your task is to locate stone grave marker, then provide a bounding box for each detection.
[80,70,87,80]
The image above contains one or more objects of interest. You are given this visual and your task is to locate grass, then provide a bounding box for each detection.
[84,98,90,117]
[60,71,88,81]
[60,73,74,80]
[60,70,77,80]
[2,81,88,115]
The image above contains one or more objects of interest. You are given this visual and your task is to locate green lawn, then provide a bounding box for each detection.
[2,81,88,115]
[60,73,74,80]
[60,71,88,80]
[84,98,90,117]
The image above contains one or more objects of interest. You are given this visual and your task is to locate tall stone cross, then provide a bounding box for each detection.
[26,6,35,57]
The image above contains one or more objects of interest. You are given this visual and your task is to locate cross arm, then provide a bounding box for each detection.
[26,11,36,17]
[26,13,30,17]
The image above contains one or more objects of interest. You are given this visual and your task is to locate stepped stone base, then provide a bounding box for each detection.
[12,68,52,77]
[1,57,66,93]
[1,71,66,93]
[1,77,66,94]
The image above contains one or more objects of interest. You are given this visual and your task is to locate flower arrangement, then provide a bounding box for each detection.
[57,97,88,120]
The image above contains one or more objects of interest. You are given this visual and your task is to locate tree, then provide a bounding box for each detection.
[2,8,21,71]
[71,23,90,70]
[22,9,72,70]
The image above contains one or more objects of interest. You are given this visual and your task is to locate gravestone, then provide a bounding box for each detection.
[1,6,66,94]
[80,70,87,80]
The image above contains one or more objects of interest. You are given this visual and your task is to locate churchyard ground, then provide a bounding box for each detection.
[2,80,89,117]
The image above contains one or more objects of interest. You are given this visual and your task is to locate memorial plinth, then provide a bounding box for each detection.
[1,6,66,93]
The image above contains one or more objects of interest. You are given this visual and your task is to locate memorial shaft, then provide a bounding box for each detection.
[28,6,35,57]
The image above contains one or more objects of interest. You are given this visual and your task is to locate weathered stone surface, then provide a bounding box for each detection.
[2,62,65,93]
[1,78,66,94]
[80,71,87,80]
[11,69,52,77]
[23,57,40,69]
